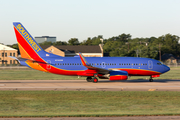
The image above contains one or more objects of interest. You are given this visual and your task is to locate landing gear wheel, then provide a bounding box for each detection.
[149,78,153,82]
[86,77,92,82]
[93,77,98,83]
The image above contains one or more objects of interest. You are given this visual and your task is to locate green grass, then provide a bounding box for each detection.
[0,69,85,80]
[0,67,179,80]
[0,91,180,117]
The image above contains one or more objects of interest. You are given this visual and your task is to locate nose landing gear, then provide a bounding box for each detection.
[149,76,153,82]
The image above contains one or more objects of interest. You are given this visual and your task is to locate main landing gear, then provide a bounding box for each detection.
[149,76,153,82]
[86,77,92,82]
[86,77,98,83]
[93,77,98,83]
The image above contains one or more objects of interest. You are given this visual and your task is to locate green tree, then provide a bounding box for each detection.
[81,37,92,45]
[11,44,19,50]
[53,41,67,45]
[81,35,103,45]
[68,38,79,45]
[118,33,131,42]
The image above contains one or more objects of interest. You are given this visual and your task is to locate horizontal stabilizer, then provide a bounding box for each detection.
[9,56,47,64]
[8,56,19,61]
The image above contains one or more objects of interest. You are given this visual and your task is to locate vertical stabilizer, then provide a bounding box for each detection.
[13,22,46,62]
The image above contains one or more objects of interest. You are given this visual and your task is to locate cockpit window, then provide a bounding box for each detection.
[157,63,162,65]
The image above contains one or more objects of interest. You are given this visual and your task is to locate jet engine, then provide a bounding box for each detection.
[109,71,128,80]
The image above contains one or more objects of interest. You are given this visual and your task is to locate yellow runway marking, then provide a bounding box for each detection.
[148,89,156,91]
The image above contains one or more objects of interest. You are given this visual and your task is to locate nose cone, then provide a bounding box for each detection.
[164,65,170,73]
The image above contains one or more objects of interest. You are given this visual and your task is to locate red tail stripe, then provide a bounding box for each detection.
[14,27,44,62]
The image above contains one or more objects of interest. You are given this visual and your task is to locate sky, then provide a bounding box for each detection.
[1,0,180,45]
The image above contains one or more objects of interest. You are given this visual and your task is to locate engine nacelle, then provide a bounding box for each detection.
[109,71,128,81]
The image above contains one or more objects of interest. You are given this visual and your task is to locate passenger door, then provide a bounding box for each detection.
[148,60,153,69]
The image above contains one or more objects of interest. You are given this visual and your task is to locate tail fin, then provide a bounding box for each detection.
[13,22,48,62]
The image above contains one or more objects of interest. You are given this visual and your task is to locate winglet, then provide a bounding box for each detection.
[79,52,110,74]
[79,52,89,66]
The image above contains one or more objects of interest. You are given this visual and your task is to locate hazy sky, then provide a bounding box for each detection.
[1,0,180,45]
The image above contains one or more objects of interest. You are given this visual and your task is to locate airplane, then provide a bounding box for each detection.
[12,22,170,83]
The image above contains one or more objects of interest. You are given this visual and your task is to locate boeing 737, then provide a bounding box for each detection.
[12,22,170,83]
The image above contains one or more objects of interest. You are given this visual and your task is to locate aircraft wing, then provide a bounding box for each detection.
[79,53,110,74]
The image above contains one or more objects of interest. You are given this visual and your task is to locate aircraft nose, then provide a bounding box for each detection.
[164,65,170,72]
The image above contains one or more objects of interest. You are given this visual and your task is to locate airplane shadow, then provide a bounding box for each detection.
[0,79,180,83]
[98,79,180,83]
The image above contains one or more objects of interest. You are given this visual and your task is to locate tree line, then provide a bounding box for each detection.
[10,33,180,60]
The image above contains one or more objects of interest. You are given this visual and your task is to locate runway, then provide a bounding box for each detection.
[0,79,180,91]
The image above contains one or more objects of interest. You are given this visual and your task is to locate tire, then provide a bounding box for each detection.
[93,77,98,83]
[149,79,153,82]
[86,77,92,82]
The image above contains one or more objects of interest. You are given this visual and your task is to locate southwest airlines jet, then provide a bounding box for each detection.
[12,22,170,83]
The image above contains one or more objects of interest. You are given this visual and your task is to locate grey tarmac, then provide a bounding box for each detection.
[0,79,180,91]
